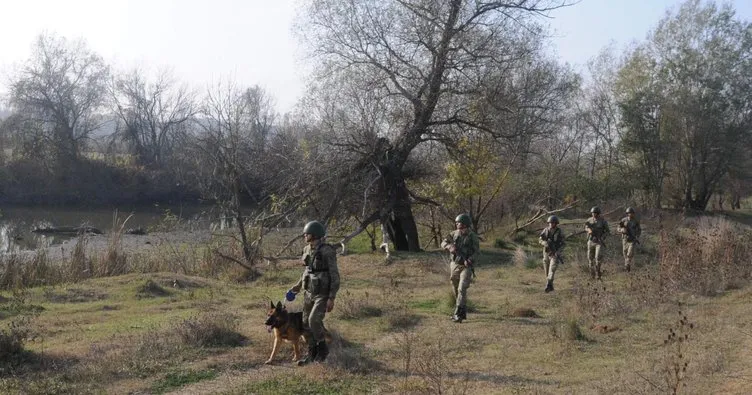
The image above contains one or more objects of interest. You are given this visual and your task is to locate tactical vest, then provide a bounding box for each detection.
[542,227,564,251]
[451,231,477,264]
[619,218,640,242]
[585,218,608,241]
[303,243,333,295]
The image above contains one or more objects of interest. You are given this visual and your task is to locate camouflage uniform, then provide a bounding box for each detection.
[290,238,340,364]
[585,216,609,279]
[441,228,479,322]
[618,215,641,271]
[539,224,565,292]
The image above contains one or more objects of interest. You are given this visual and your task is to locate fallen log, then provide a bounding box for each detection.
[32,226,103,235]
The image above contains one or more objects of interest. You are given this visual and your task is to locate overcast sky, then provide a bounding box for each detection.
[1,0,751,114]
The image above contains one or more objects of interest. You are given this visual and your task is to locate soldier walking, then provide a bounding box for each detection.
[584,206,609,280]
[618,207,642,272]
[287,221,340,365]
[441,214,479,323]
[539,215,565,293]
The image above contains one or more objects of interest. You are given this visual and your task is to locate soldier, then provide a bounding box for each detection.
[441,213,480,323]
[287,221,340,365]
[617,207,642,272]
[539,215,565,293]
[584,206,610,280]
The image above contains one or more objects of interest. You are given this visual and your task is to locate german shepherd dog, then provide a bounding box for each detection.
[264,301,306,364]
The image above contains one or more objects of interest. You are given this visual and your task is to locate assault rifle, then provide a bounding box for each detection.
[454,249,476,279]
[585,222,607,247]
[619,221,640,245]
[541,232,565,265]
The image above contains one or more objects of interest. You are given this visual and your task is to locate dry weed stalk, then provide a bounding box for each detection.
[659,217,752,296]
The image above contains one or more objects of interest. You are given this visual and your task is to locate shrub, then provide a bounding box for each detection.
[336,290,383,320]
[175,312,246,348]
[0,316,33,363]
[136,279,172,298]
[659,216,752,296]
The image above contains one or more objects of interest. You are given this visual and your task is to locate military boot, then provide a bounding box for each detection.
[297,342,318,366]
[451,306,463,323]
[315,341,329,362]
[459,306,467,321]
[544,279,554,293]
[625,264,631,272]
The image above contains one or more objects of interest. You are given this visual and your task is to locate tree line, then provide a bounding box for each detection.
[1,0,750,253]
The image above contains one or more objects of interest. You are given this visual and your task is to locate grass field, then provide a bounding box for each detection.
[1,211,752,394]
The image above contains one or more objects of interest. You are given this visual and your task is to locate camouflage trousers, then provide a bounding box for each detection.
[302,292,328,343]
[587,240,604,278]
[450,262,472,309]
[542,253,560,281]
[622,239,636,269]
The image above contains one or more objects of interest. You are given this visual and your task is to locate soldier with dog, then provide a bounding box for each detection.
[441,213,480,323]
[287,220,340,365]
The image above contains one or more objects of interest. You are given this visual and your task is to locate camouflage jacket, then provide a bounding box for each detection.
[618,217,641,242]
[584,217,610,243]
[539,227,565,255]
[441,230,480,265]
[293,240,340,299]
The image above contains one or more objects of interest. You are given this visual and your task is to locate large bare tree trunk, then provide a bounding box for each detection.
[388,183,420,252]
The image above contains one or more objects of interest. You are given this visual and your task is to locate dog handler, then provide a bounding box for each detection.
[287,220,340,365]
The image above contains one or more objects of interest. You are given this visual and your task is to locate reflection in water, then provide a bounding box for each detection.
[0,205,213,253]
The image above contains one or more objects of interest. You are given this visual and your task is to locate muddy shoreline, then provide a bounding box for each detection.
[13,230,214,262]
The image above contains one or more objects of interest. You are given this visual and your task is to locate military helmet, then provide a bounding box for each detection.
[303,221,326,238]
[590,206,601,214]
[455,213,472,227]
[625,207,636,214]
[547,215,559,224]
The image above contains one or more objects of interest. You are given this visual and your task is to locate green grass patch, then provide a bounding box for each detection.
[345,227,388,254]
[151,369,218,394]
[408,298,441,311]
[493,238,515,250]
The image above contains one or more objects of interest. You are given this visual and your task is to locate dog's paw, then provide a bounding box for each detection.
[264,359,274,365]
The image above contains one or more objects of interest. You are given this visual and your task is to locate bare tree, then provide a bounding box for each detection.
[299,0,573,251]
[111,68,197,168]
[190,82,280,271]
[7,33,109,167]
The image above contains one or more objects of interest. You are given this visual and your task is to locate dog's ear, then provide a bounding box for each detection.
[276,301,283,310]
[270,301,275,309]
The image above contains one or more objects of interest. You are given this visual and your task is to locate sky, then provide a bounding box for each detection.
[1,0,751,114]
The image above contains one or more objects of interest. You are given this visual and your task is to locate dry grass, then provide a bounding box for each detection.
[1,211,752,393]
[659,216,752,296]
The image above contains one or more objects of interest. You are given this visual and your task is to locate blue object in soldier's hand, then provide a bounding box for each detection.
[285,290,296,302]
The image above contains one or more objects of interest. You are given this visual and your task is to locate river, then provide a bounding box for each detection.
[0,205,217,253]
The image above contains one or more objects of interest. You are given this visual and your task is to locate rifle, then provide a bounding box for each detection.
[541,231,564,264]
[454,249,476,279]
[585,222,607,247]
[619,221,640,245]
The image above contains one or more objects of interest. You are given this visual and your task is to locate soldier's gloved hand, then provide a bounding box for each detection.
[465,259,472,266]
[326,299,335,313]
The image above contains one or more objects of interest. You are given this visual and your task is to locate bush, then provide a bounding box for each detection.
[493,238,514,249]
[336,290,383,320]
[175,312,246,348]
[659,216,752,296]
[0,317,32,362]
